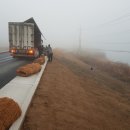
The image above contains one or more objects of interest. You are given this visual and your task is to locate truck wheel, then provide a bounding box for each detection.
[13,56,16,58]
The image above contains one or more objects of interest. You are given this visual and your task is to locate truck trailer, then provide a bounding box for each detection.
[9,17,43,58]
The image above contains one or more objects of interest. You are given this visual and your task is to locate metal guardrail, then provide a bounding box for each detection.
[0,50,9,54]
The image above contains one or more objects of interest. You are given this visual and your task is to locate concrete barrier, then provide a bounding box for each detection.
[0,57,48,130]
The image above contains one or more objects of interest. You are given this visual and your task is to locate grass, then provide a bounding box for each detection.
[78,50,130,83]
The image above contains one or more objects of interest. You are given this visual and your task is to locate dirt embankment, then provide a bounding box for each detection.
[21,49,130,130]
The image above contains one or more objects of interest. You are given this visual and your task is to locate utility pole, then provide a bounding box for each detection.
[78,27,82,54]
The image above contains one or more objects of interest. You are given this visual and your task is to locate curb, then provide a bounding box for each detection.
[0,57,48,130]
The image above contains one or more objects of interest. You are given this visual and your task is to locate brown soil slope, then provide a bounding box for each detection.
[21,49,130,130]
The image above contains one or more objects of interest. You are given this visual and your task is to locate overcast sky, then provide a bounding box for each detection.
[0,0,130,50]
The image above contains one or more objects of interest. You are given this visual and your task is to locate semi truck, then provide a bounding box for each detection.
[9,17,44,58]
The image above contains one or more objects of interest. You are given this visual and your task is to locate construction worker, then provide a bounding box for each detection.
[38,45,44,56]
[47,44,53,62]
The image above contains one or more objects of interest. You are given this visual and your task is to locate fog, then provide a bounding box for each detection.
[0,0,130,63]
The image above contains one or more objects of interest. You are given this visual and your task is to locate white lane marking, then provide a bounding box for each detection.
[0,56,12,60]
[0,56,13,63]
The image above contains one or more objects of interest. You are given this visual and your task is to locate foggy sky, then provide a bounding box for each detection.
[0,0,130,50]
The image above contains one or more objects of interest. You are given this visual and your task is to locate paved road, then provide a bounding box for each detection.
[0,52,32,88]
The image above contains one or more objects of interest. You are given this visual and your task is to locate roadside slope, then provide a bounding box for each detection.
[21,49,130,130]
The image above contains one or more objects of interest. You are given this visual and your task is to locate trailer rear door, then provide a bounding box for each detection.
[9,22,34,49]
